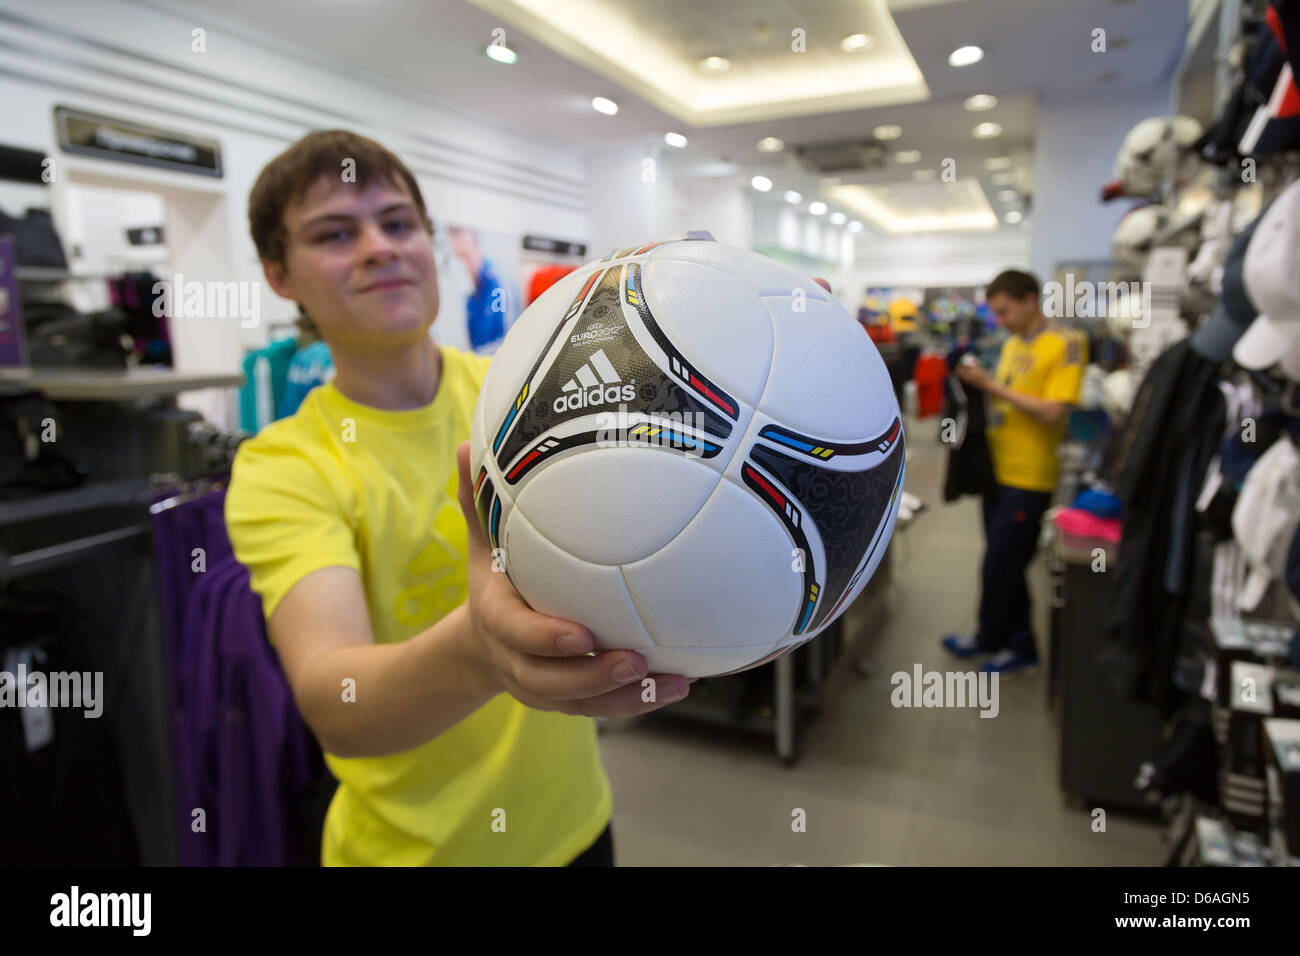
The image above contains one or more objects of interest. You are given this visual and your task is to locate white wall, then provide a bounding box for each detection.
[1030,82,1175,282]
[586,140,675,256]
[670,176,754,249]
[0,0,589,421]
[839,229,1032,303]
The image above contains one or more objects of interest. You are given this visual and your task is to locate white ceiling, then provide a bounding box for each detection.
[137,0,1191,234]
[465,0,932,124]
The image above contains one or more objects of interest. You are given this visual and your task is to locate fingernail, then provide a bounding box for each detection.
[557,633,590,656]
[612,658,645,683]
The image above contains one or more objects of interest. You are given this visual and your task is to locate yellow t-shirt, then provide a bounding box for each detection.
[224,344,612,866]
[986,326,1087,493]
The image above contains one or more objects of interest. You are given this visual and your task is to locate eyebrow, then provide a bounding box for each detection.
[297,202,419,231]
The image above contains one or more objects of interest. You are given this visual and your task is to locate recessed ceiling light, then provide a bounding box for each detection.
[949,45,984,67]
[984,156,1012,170]
[591,96,618,115]
[991,172,1016,185]
[973,122,1003,139]
[848,221,864,233]
[1005,210,1023,224]
[829,212,847,225]
[809,201,828,215]
[874,124,903,140]
[485,44,517,65]
[912,169,937,182]
[964,94,997,111]
[751,175,773,192]
[998,189,1018,201]
[757,137,785,153]
[894,149,922,164]
[700,56,731,73]
[663,132,687,148]
[784,190,802,204]
[841,33,874,52]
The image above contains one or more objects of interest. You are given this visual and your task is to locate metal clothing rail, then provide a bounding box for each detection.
[0,523,150,583]
[0,476,224,582]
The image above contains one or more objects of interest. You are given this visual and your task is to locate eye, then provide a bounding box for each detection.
[314,228,352,244]
[384,218,417,235]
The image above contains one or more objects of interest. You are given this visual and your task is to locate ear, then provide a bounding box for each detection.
[261,258,294,302]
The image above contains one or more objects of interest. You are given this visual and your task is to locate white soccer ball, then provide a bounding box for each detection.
[468,239,905,678]
[1111,204,1172,276]
[1115,115,1203,196]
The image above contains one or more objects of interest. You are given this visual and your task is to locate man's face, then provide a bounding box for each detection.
[987,291,1037,336]
[265,177,439,352]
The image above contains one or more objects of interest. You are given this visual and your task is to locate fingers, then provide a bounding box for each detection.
[455,441,490,561]
[558,673,693,718]
[507,648,656,701]
[478,573,598,659]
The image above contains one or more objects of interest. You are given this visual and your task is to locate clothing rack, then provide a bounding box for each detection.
[148,476,225,515]
[0,475,223,583]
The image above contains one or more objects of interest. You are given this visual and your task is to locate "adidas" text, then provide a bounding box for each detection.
[553,348,637,412]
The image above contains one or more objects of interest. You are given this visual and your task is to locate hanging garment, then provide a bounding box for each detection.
[278,340,333,419]
[151,490,328,866]
[941,348,996,502]
[0,589,139,864]
[238,338,297,434]
[1101,338,1226,713]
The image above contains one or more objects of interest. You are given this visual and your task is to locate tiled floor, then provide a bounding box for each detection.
[596,414,1164,865]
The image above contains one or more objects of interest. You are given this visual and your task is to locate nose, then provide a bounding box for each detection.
[355,219,400,265]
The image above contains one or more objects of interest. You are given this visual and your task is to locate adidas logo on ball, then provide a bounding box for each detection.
[553,348,636,412]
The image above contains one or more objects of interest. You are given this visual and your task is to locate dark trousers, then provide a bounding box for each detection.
[976,484,1052,659]
[567,822,614,866]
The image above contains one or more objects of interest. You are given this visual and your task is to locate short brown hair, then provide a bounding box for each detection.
[985,269,1040,304]
[248,129,432,267]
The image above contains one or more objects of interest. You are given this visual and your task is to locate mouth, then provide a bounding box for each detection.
[359,278,414,293]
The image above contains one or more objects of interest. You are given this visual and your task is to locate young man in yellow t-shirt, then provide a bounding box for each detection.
[224,130,693,866]
[942,270,1087,675]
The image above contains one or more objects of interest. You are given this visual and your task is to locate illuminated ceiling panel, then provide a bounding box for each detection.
[829,179,998,233]
[465,0,933,125]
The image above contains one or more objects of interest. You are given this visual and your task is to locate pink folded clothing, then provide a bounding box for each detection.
[1054,507,1122,543]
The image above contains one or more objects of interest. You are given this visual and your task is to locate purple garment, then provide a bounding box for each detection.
[152,491,323,866]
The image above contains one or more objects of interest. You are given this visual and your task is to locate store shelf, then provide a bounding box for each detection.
[0,366,243,399]
[0,477,159,527]
[13,267,116,282]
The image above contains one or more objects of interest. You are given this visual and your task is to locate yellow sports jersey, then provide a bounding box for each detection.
[985,326,1087,492]
[225,345,612,866]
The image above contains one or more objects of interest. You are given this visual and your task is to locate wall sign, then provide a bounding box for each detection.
[55,106,223,178]
[127,226,165,246]
[522,235,587,257]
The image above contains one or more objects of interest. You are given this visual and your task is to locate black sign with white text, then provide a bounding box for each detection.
[55,107,223,178]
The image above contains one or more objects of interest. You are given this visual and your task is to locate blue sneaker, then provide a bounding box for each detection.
[941,634,987,659]
[980,649,1038,676]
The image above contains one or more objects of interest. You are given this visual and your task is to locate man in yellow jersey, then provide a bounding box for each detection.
[941,270,1087,675]
[225,130,694,866]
